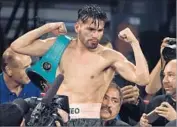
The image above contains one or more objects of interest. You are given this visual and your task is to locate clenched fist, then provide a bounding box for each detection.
[118,28,138,44]
[44,22,67,35]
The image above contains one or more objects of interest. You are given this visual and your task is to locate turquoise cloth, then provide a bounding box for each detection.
[26,35,71,86]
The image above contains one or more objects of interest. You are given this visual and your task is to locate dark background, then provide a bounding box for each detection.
[0,0,176,72]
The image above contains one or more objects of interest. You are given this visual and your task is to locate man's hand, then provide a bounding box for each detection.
[121,85,139,104]
[155,102,177,121]
[160,37,170,53]
[55,108,69,127]
[118,28,138,44]
[43,22,67,35]
[140,113,152,127]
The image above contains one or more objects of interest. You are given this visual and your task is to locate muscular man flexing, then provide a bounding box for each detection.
[11,4,149,125]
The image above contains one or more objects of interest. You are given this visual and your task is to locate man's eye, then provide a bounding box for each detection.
[104,96,108,100]
[168,73,175,77]
[89,28,94,31]
[112,100,118,103]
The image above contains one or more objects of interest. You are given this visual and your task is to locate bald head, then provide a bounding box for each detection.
[163,59,177,96]
[165,59,177,69]
[1,48,31,72]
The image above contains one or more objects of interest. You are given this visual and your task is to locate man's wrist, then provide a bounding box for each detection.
[131,39,139,44]
[36,25,49,37]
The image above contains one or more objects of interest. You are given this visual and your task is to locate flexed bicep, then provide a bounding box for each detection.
[11,37,56,56]
[10,22,66,57]
[113,59,137,83]
[102,49,136,82]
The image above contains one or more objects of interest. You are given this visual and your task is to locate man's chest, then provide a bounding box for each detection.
[59,50,113,79]
[61,53,110,71]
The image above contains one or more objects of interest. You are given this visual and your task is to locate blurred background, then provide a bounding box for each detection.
[0,0,176,72]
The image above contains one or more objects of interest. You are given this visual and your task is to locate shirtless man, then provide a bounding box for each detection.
[10,4,149,126]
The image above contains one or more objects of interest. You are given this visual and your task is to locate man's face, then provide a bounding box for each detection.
[100,87,121,121]
[8,55,32,85]
[75,18,104,49]
[162,60,177,96]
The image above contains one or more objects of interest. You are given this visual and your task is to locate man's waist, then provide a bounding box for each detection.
[69,103,101,119]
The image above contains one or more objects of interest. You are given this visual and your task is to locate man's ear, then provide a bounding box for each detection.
[74,22,80,33]
[5,66,12,77]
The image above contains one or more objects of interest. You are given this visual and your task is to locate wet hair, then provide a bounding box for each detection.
[77,4,107,25]
[109,82,123,105]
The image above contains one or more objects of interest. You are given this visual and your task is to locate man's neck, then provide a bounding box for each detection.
[75,38,88,53]
[3,73,22,95]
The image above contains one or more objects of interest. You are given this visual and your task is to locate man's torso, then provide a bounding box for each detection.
[57,41,115,103]
[55,40,117,118]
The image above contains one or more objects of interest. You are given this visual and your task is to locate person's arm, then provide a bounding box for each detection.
[10,22,67,56]
[145,37,171,94]
[145,60,162,94]
[105,28,149,85]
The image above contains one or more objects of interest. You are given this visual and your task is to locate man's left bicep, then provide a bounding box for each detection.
[113,60,137,83]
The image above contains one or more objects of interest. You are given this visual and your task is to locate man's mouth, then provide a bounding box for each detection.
[89,39,98,43]
[101,108,111,114]
[165,88,171,91]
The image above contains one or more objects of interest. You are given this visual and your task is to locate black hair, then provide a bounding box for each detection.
[0,103,23,126]
[77,4,107,25]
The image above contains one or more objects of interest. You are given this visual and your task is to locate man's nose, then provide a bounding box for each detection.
[163,75,169,84]
[104,99,112,107]
[92,31,99,38]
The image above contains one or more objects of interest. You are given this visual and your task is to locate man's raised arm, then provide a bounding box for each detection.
[10,22,67,56]
[108,28,149,85]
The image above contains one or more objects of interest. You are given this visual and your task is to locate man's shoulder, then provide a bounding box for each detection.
[23,82,41,97]
[24,82,40,91]
[150,95,166,102]
[147,95,166,109]
[99,47,124,63]
[115,119,130,126]
[0,73,5,85]
[98,45,117,55]
[106,118,130,126]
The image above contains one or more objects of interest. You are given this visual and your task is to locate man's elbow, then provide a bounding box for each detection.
[145,86,156,95]
[136,74,150,86]
[10,43,19,53]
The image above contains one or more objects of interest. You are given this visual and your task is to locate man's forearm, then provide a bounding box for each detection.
[131,41,150,85]
[145,59,162,94]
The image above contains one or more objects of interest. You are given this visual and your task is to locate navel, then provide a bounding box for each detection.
[61,70,65,74]
[91,75,94,79]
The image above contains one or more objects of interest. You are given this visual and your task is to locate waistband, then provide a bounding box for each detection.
[69,103,101,119]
